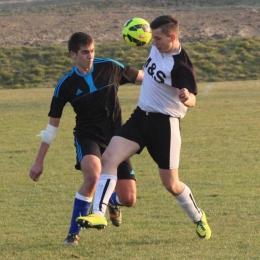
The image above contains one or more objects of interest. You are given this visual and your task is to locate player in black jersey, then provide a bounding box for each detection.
[29,32,143,245]
[77,16,211,240]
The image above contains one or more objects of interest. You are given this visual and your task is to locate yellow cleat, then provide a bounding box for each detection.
[194,210,211,240]
[76,214,107,230]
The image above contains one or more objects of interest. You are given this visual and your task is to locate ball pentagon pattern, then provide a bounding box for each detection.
[122,18,152,47]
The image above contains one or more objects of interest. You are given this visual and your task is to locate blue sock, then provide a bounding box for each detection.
[109,191,124,206]
[68,198,91,235]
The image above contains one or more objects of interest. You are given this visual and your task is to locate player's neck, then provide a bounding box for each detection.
[166,41,180,54]
[76,65,92,75]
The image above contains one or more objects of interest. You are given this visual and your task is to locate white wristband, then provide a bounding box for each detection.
[37,124,59,144]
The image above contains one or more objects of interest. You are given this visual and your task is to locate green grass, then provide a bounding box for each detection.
[0,80,260,259]
[1,38,260,89]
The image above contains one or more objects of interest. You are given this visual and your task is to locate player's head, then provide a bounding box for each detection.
[150,15,179,53]
[150,15,179,37]
[68,32,94,53]
[68,32,95,74]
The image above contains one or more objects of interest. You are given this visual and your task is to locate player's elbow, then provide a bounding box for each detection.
[184,94,196,107]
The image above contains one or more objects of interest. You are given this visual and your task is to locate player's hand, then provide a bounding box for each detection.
[179,88,190,103]
[29,162,43,182]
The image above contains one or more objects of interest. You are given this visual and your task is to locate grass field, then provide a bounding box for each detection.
[0,81,260,259]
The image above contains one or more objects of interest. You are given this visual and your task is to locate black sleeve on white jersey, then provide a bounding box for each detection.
[171,65,198,95]
[48,96,67,118]
[120,66,139,85]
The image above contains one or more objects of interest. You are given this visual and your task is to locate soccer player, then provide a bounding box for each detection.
[76,15,212,240]
[29,32,144,245]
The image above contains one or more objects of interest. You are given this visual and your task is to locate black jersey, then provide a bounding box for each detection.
[48,58,139,145]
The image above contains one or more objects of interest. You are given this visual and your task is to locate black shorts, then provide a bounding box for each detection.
[116,106,181,169]
[73,134,136,180]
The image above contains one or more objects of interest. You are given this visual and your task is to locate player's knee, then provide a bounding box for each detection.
[101,152,115,167]
[83,173,99,188]
[81,165,100,186]
[102,149,123,170]
[164,183,182,196]
[120,194,136,207]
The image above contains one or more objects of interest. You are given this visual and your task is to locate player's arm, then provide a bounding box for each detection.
[29,117,60,181]
[135,69,144,82]
[121,66,144,84]
[175,65,197,107]
[179,88,196,107]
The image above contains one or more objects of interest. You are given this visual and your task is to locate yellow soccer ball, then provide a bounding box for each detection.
[122,18,152,47]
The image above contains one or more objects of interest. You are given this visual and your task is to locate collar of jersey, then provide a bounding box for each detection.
[160,45,182,57]
[74,66,94,77]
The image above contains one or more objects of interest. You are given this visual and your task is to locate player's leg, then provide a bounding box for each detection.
[76,136,139,229]
[108,179,136,227]
[64,138,101,245]
[159,168,201,220]
[159,168,211,239]
[151,116,211,239]
[108,159,137,226]
[76,108,143,229]
[114,179,136,206]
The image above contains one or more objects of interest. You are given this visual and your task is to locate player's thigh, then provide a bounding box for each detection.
[74,135,102,175]
[102,136,139,171]
[147,117,181,169]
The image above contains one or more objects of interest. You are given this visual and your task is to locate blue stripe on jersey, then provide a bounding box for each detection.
[83,73,97,92]
[74,137,83,162]
[72,83,115,103]
[74,66,97,93]
[54,67,75,97]
[94,57,124,68]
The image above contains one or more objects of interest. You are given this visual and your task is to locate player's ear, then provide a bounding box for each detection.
[69,50,76,58]
[170,34,176,41]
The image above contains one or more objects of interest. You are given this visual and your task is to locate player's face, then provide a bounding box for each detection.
[71,44,95,74]
[151,28,175,53]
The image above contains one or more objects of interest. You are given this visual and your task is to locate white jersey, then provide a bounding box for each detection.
[138,45,197,118]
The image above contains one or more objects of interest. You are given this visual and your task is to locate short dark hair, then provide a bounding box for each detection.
[150,15,178,36]
[68,32,94,53]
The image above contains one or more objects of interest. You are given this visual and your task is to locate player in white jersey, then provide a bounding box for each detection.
[77,15,211,240]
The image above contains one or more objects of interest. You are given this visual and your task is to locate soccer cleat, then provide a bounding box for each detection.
[194,210,211,240]
[76,214,107,230]
[108,203,122,227]
[64,233,80,246]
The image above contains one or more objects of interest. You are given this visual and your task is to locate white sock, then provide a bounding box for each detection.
[116,195,123,206]
[92,174,117,217]
[175,185,202,222]
[75,192,92,202]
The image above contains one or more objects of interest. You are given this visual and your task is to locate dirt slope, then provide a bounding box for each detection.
[0,2,259,46]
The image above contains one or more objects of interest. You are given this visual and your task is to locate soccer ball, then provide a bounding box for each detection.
[122,18,152,47]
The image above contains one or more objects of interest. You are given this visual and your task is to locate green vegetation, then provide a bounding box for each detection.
[0,38,260,89]
[0,81,260,259]
[0,45,73,89]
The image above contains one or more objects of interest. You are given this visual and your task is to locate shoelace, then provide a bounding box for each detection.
[112,206,120,216]
[196,220,206,231]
